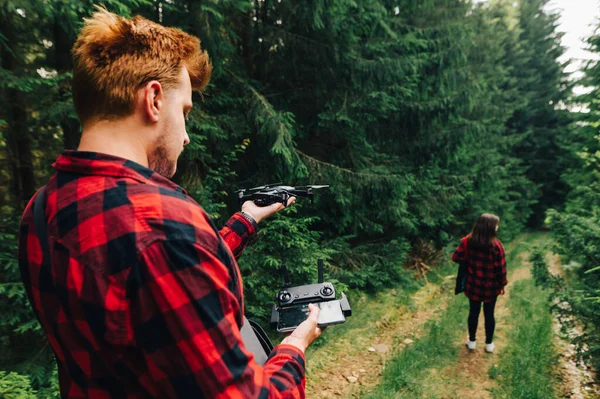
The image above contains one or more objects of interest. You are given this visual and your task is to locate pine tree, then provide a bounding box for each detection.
[507,0,571,226]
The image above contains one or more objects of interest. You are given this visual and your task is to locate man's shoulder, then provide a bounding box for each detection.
[52,174,220,266]
[106,178,219,246]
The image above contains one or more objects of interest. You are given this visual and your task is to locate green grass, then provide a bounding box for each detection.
[489,233,559,399]
[305,235,531,359]
[305,282,423,352]
[305,261,458,357]
[361,284,467,398]
[490,277,558,399]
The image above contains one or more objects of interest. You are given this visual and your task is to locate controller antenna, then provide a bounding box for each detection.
[318,259,324,284]
[280,263,292,288]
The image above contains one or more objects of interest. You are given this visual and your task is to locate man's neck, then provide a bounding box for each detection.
[77,120,150,167]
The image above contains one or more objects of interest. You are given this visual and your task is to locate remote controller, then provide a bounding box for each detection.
[270,260,352,333]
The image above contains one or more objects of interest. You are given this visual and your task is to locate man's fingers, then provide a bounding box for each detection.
[265,197,293,213]
[307,303,320,323]
[260,202,283,214]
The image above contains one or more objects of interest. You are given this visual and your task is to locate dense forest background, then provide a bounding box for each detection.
[0,0,599,396]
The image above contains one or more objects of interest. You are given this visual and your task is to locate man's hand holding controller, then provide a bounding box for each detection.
[281,304,323,353]
[241,197,323,354]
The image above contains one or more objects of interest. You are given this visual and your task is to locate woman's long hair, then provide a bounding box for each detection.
[468,213,500,248]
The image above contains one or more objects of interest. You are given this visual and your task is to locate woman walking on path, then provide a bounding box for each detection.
[452,213,507,353]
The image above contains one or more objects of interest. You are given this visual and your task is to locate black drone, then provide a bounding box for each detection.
[236,183,329,207]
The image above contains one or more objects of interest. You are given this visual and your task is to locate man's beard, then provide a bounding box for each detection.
[148,143,177,178]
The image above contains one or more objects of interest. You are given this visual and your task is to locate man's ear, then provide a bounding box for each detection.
[142,80,163,123]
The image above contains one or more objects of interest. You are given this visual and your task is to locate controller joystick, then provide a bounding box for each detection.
[279,291,292,302]
[321,286,333,296]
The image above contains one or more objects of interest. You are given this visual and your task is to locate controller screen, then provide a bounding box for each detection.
[277,301,346,332]
[278,304,311,332]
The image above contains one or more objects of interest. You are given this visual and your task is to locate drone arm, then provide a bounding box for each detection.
[287,190,312,197]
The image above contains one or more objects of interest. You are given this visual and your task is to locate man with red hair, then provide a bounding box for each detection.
[18,7,320,398]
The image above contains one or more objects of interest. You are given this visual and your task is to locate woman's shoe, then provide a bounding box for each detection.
[466,340,476,350]
[485,342,495,353]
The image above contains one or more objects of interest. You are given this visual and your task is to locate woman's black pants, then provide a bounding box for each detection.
[468,298,497,344]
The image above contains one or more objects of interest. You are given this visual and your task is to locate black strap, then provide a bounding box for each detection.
[455,238,469,295]
[240,317,274,366]
[34,186,51,264]
[248,318,274,353]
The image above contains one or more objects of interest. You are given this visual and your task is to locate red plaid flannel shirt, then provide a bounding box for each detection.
[452,236,507,302]
[18,151,307,398]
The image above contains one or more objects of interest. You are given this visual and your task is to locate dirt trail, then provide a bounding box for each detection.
[307,281,450,398]
[433,250,532,399]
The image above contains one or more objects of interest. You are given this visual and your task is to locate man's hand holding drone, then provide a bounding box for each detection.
[242,196,296,224]
[237,184,329,224]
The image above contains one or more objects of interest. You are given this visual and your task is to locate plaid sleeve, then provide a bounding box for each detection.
[494,241,508,287]
[219,213,257,259]
[452,237,467,263]
[129,238,306,398]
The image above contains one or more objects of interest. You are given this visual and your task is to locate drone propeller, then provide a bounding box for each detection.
[294,184,330,190]
[248,182,283,191]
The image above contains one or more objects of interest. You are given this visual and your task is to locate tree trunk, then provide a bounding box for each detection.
[12,91,36,205]
[241,8,255,76]
[54,11,81,150]
[1,22,36,207]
